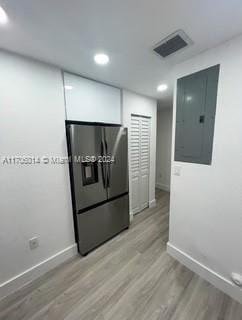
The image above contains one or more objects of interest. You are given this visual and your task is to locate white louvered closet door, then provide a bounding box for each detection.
[130,115,150,215]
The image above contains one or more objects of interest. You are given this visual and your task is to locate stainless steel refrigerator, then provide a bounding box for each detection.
[66,122,129,255]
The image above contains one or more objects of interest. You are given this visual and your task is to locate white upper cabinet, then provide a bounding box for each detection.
[64,72,121,124]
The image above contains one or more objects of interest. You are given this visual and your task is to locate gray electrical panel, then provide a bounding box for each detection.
[175,64,220,164]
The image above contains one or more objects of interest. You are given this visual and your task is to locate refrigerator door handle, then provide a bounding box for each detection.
[101,140,107,188]
[107,162,110,188]
[105,140,111,188]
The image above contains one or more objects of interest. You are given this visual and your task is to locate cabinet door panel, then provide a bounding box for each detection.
[64,72,121,124]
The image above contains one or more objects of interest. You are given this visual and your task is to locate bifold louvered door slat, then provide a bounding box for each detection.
[130,115,150,215]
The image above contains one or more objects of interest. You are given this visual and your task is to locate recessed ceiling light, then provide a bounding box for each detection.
[157,84,168,92]
[94,53,110,65]
[64,85,73,90]
[0,6,8,25]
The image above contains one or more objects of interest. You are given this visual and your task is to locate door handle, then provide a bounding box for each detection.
[105,140,110,188]
[101,140,107,188]
[199,115,205,123]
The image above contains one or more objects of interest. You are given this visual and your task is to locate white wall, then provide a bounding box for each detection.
[156,108,173,191]
[122,90,157,216]
[64,72,121,124]
[0,51,76,299]
[167,36,242,303]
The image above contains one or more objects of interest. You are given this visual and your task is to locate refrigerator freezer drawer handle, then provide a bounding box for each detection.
[107,162,110,188]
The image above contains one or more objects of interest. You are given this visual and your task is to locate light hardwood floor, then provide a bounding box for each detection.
[0,190,241,320]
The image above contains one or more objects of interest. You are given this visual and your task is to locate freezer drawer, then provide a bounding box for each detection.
[77,194,129,255]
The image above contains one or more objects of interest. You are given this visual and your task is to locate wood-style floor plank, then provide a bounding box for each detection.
[0,190,241,320]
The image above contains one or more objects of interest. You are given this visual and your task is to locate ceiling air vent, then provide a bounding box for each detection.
[153,30,193,58]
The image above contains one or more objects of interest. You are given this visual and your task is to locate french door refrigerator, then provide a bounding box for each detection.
[66,121,129,255]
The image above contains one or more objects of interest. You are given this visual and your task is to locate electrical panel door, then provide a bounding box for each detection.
[175,64,220,164]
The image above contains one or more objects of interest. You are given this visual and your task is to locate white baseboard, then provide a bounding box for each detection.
[167,242,242,304]
[0,244,77,301]
[129,211,134,222]
[156,183,170,192]
[149,198,156,208]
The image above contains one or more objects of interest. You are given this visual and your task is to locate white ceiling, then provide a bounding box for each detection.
[1,0,242,106]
